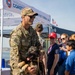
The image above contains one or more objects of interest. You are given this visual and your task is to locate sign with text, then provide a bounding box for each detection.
[3,0,51,25]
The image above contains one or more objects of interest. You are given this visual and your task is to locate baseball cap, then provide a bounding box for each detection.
[36,23,43,28]
[21,7,38,17]
[48,32,57,39]
[35,23,43,31]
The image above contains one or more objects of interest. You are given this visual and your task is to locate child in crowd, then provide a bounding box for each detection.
[65,40,75,75]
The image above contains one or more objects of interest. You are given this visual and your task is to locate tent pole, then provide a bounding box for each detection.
[0,0,3,74]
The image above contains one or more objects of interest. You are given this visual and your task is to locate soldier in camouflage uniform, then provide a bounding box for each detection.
[9,7,41,75]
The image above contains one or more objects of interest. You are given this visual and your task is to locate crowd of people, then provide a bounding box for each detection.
[9,7,75,75]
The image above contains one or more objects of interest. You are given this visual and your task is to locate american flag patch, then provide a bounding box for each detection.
[55,49,59,54]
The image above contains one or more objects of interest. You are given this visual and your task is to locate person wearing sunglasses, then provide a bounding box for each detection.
[9,7,41,75]
[47,32,59,75]
[58,33,69,75]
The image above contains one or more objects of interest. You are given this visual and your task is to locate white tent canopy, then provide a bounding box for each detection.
[2,0,51,26]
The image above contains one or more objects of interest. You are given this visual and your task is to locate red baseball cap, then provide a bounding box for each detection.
[49,32,57,39]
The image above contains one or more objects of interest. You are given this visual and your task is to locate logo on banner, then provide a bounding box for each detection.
[6,0,11,8]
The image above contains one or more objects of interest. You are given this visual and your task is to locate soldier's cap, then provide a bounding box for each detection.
[21,7,38,17]
[35,23,43,32]
[36,23,43,28]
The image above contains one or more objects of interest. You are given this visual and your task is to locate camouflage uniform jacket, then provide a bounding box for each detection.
[9,23,41,75]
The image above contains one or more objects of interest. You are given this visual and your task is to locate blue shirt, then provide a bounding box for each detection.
[59,43,67,60]
[65,50,75,74]
[59,50,67,60]
[58,43,67,66]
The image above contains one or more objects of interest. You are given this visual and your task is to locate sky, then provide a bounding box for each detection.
[20,0,75,31]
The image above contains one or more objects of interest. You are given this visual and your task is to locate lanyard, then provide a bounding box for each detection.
[48,45,52,54]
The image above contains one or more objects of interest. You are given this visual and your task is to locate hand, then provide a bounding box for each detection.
[60,47,67,51]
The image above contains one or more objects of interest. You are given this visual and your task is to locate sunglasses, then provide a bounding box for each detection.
[29,16,35,19]
[61,38,66,41]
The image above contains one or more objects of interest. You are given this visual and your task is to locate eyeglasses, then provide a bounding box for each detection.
[29,16,35,19]
[61,38,66,41]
